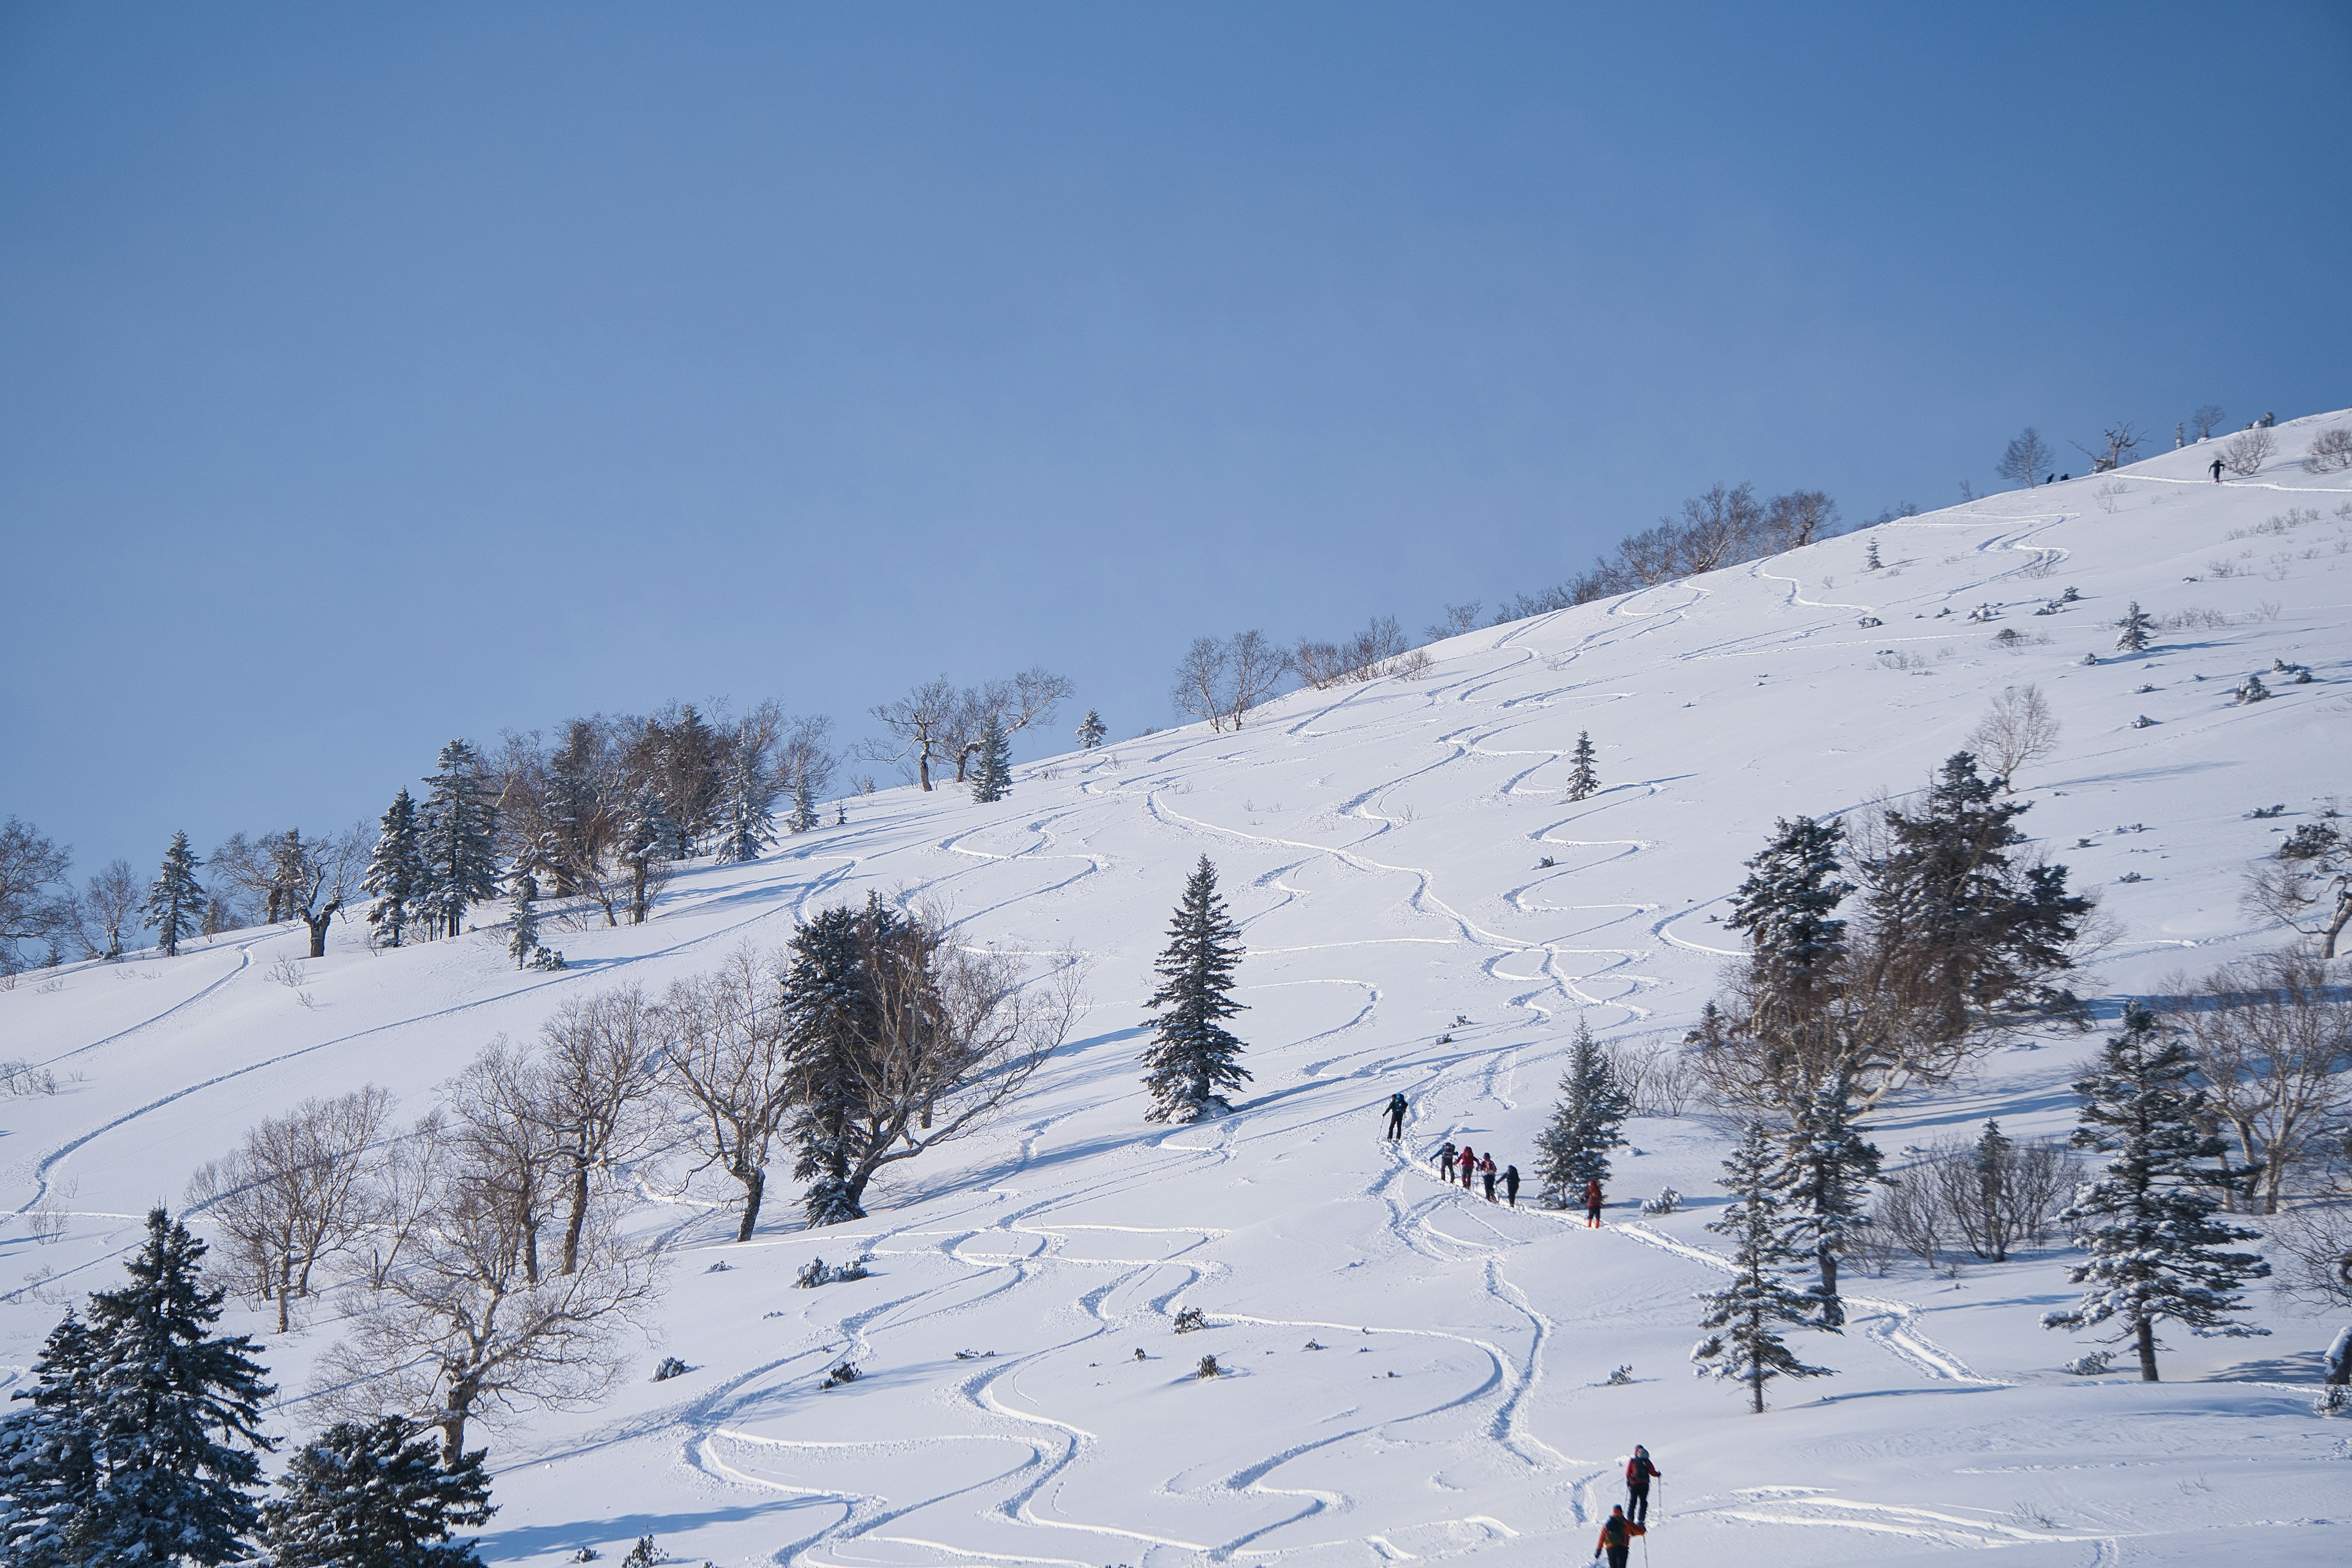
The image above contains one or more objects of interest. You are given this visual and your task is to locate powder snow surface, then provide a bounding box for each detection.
[8,416,2352,1566]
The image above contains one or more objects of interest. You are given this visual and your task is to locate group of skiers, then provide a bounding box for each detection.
[1385,1095,1608,1223]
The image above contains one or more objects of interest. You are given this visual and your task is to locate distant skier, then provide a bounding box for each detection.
[1502,1164,1521,1207]
[1458,1145,1479,1188]
[1436,1140,1457,1175]
[1593,1505,1645,1568]
[1480,1155,1498,1202]
[1625,1445,1662,1523]
[1385,1093,1408,1141]
[2210,456,2225,482]
[1585,1177,1604,1227]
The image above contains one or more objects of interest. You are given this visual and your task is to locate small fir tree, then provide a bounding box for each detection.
[1692,1123,1835,1413]
[418,741,499,939]
[1140,856,1251,1123]
[1775,1072,1882,1327]
[788,767,820,834]
[1076,710,1107,750]
[971,715,1012,804]
[1533,1017,1630,1207]
[714,744,776,864]
[2113,601,2155,654]
[143,830,209,959]
[1566,732,1599,801]
[1972,1120,2016,1261]
[1863,536,1882,570]
[363,788,426,948]
[503,864,540,970]
[618,788,671,926]
[2042,1005,2269,1381]
[262,1415,494,1568]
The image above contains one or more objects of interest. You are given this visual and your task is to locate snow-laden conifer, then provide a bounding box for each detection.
[2113,601,2155,654]
[786,767,820,834]
[142,830,209,958]
[2043,1005,2269,1380]
[418,741,499,940]
[1140,856,1251,1122]
[1533,1017,1629,1206]
[618,787,671,926]
[504,864,540,970]
[16,1209,278,1563]
[1775,1072,1882,1327]
[364,788,426,948]
[971,714,1012,804]
[1692,1123,1835,1413]
[1727,815,1852,1007]
[782,897,900,1226]
[262,1414,494,1568]
[1076,709,1107,750]
[714,744,777,864]
[1566,731,1599,801]
[0,1311,101,1567]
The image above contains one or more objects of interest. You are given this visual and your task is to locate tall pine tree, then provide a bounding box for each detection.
[970,715,1013,804]
[714,741,776,864]
[1,1210,277,1564]
[364,788,426,948]
[1774,1071,1882,1328]
[2043,1005,2269,1381]
[418,741,499,940]
[262,1415,494,1568]
[618,787,671,926]
[504,864,540,970]
[1533,1017,1630,1207]
[782,896,900,1225]
[1692,1123,1834,1413]
[1566,732,1599,801]
[1140,856,1251,1123]
[1727,816,1852,1009]
[143,830,209,959]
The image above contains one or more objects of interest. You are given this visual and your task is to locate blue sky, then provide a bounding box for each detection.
[4,3,2348,884]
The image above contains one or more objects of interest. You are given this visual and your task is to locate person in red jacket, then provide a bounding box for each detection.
[1458,1145,1479,1188]
[1584,1177,1604,1227]
[1593,1504,1645,1567]
[1624,1444,1661,1523]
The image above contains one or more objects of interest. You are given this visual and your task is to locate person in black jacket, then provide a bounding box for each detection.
[1625,1445,1662,1523]
[1384,1093,1408,1140]
[1502,1164,1520,1207]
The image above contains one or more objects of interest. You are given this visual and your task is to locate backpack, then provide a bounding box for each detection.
[1602,1516,1628,1547]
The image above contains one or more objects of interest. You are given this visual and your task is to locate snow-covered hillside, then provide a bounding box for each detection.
[9,412,2352,1566]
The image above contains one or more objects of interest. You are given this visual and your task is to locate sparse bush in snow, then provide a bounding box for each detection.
[1606,1365,1634,1385]
[1172,1306,1208,1333]
[2305,427,2352,473]
[2222,428,2273,476]
[2234,674,2271,705]
[1196,1354,1222,1379]
[1968,685,2060,786]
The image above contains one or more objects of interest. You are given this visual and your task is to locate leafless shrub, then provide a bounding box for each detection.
[1921,1128,2075,1262]
[1968,685,2062,786]
[1295,616,1412,690]
[2190,404,2228,440]
[2165,951,2352,1213]
[659,945,794,1242]
[1872,1170,1949,1271]
[1604,1038,1698,1117]
[2162,607,2231,631]
[1426,602,1483,639]
[2094,482,2130,513]
[2304,427,2352,474]
[268,952,306,989]
[1172,630,1291,731]
[535,986,673,1275]
[2223,428,2274,477]
[26,1178,75,1246]
[0,1060,59,1097]
[188,1087,398,1332]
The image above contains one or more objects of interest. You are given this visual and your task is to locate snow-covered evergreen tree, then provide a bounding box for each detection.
[363,788,426,948]
[1533,1017,1630,1207]
[262,1415,494,1568]
[1140,856,1251,1123]
[649,704,721,858]
[618,787,671,926]
[504,864,540,970]
[142,830,209,959]
[714,744,776,864]
[2043,1005,2269,1381]
[1692,1123,1835,1413]
[1726,816,1852,1009]
[782,897,899,1225]
[0,1311,101,1568]
[1775,1072,1882,1327]
[19,1209,277,1564]
[787,767,820,834]
[1863,536,1882,570]
[970,714,1012,804]
[1076,709,1107,750]
[2113,601,2155,654]
[1566,731,1599,801]
[418,741,499,940]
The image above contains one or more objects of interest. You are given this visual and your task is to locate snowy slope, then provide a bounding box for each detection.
[8,412,2352,1567]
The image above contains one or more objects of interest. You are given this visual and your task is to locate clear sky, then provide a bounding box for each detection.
[4,2,2348,884]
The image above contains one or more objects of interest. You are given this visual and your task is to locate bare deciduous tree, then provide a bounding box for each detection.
[2073,423,2144,473]
[443,1042,562,1284]
[1172,631,1289,731]
[317,1155,661,1463]
[660,945,796,1240]
[187,1087,397,1332]
[866,676,960,791]
[2189,404,2227,440]
[2274,1205,2352,1385]
[949,668,1074,783]
[1295,616,1412,690]
[533,986,672,1275]
[2166,951,2352,1213]
[75,858,141,960]
[1761,489,1840,552]
[1966,684,2062,786]
[2304,426,2352,474]
[357,1112,449,1290]
[1425,602,1483,639]
[2222,426,2274,477]
[1921,1128,2074,1262]
[2244,824,2352,960]
[1996,428,2054,489]
[0,816,74,973]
